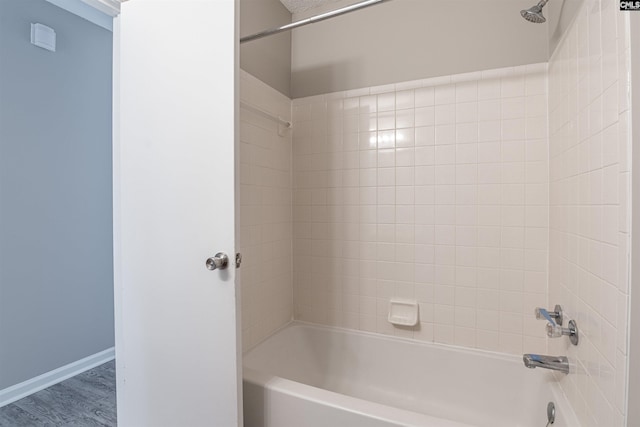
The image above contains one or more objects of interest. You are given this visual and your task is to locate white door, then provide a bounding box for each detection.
[113,1,241,426]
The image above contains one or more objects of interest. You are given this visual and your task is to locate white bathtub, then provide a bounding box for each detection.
[243,322,580,427]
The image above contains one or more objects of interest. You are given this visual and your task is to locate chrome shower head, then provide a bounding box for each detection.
[521,0,549,23]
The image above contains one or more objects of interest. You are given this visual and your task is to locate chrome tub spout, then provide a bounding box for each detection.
[523,354,569,374]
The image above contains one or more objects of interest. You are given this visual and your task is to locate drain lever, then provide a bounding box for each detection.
[546,402,555,426]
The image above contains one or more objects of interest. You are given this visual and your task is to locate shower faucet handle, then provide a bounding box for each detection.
[535,305,563,326]
[546,319,579,345]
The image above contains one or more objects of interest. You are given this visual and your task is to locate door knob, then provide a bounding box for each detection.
[206,253,229,271]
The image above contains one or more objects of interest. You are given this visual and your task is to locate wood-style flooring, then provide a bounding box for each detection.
[0,361,116,427]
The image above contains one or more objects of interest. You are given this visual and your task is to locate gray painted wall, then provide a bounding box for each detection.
[240,0,292,97]
[0,0,114,389]
[291,0,550,98]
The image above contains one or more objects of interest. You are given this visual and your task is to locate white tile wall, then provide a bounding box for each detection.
[548,0,631,425]
[239,70,293,351]
[292,64,550,355]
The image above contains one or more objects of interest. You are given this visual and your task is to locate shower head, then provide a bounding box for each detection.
[520,0,549,23]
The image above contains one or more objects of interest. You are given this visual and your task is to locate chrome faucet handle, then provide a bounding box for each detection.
[535,308,556,326]
[535,305,563,326]
[546,319,579,345]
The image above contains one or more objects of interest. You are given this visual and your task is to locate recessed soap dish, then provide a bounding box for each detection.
[388,298,419,326]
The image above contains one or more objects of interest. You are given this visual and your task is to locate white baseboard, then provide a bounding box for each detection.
[0,347,115,408]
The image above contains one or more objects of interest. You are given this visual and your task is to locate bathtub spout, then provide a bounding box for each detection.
[522,354,569,374]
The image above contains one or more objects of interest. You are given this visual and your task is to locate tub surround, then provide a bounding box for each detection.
[239,70,294,350]
[291,64,550,356]
[240,3,634,420]
[548,0,632,425]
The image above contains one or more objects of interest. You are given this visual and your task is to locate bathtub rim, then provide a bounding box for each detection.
[246,320,558,367]
[243,321,582,427]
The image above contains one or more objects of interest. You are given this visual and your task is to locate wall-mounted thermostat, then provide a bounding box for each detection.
[30,23,56,52]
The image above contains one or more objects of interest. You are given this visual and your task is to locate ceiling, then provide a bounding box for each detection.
[278,0,344,14]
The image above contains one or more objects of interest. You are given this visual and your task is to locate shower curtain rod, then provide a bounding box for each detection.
[240,101,292,129]
[240,0,393,44]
